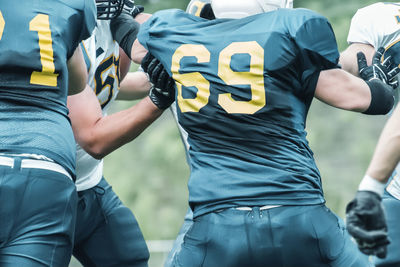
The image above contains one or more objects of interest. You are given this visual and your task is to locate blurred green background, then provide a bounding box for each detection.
[73,0,394,266]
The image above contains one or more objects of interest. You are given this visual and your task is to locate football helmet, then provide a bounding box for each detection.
[186,0,215,19]
[211,0,293,19]
[96,0,124,20]
[186,0,211,16]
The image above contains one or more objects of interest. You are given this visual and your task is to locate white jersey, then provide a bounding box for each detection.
[347,2,400,199]
[75,20,121,191]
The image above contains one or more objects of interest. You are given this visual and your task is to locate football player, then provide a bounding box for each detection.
[129,0,400,266]
[340,2,400,265]
[67,0,174,266]
[0,0,96,266]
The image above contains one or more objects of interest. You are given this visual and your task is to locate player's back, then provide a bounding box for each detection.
[0,0,96,177]
[138,8,340,217]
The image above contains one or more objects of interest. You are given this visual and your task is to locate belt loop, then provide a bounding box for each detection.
[13,157,22,171]
[253,206,260,218]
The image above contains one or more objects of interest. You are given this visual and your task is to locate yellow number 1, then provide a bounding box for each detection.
[0,11,58,87]
[0,12,4,40]
[29,14,58,87]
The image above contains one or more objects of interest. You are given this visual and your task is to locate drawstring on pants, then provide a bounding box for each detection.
[93,185,108,224]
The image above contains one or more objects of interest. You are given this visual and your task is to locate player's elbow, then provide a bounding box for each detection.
[86,147,107,160]
[84,142,108,159]
[78,134,108,160]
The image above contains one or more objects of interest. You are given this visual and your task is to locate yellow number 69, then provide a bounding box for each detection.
[171,41,265,114]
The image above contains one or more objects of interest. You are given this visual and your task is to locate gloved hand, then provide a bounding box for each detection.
[346,190,390,258]
[358,47,400,89]
[141,53,175,110]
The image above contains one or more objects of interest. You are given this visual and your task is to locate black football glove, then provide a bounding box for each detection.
[123,0,144,18]
[141,53,175,110]
[346,190,389,259]
[358,47,400,89]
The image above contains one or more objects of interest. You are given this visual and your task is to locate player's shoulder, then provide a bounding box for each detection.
[355,2,398,15]
[271,8,329,28]
[349,2,400,38]
[146,8,194,26]
[54,0,92,11]
[153,8,187,18]
[274,7,327,21]
[264,8,331,36]
[353,2,399,21]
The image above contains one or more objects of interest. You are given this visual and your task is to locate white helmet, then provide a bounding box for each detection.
[211,0,293,19]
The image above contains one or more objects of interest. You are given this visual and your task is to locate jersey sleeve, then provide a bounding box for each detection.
[293,12,339,70]
[79,0,97,42]
[137,9,190,51]
[137,16,155,50]
[289,10,340,94]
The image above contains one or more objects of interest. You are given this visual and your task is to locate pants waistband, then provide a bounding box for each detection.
[0,156,72,181]
[235,205,282,211]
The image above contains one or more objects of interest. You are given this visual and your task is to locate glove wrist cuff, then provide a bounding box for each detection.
[358,174,386,197]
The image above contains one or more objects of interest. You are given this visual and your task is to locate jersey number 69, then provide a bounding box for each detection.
[171,41,265,114]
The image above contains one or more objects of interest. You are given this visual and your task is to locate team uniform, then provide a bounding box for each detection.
[73,20,149,267]
[0,0,96,266]
[347,3,400,266]
[139,8,372,267]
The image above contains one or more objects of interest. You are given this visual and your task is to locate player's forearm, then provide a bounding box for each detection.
[315,69,371,111]
[83,97,162,159]
[339,50,360,76]
[117,71,150,100]
[339,43,375,76]
[315,69,394,115]
[366,104,400,183]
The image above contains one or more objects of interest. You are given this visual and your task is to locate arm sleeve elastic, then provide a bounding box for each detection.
[363,79,395,115]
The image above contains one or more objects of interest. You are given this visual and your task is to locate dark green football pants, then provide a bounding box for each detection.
[173,204,373,267]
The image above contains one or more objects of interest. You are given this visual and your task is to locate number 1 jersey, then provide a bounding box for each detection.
[0,0,96,178]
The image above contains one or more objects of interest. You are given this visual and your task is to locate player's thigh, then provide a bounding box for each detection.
[374,192,400,267]
[74,178,149,267]
[0,167,77,267]
[299,205,372,267]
